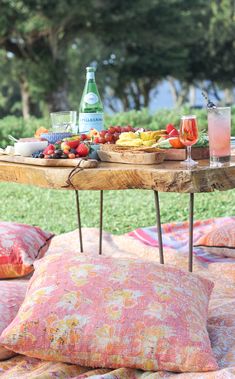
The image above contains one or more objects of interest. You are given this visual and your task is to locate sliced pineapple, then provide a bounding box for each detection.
[139,131,153,141]
[116,138,143,147]
[119,132,137,140]
[140,130,166,141]
[142,139,157,146]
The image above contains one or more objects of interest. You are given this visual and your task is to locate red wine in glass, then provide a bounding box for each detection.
[179,115,199,166]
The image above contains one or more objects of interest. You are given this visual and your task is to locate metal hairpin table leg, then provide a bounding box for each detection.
[189,193,194,272]
[99,190,103,255]
[75,190,83,253]
[154,190,164,264]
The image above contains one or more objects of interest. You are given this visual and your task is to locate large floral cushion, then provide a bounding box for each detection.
[0,253,218,372]
[0,280,28,360]
[0,221,54,278]
[194,222,235,258]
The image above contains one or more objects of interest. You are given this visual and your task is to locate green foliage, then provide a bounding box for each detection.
[0,183,234,235]
[1,106,235,148]
[1,0,234,118]
[0,116,49,148]
[105,106,235,134]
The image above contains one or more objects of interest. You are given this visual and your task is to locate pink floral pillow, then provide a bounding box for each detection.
[0,221,54,278]
[195,222,235,258]
[0,253,218,372]
[0,280,28,360]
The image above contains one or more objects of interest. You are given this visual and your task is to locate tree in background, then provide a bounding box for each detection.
[0,0,235,118]
[0,0,96,116]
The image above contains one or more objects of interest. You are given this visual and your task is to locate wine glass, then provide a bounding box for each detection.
[179,115,199,167]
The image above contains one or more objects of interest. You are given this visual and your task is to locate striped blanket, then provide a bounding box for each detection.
[0,217,234,378]
[129,217,235,264]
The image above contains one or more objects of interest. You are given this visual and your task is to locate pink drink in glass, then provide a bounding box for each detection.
[208,107,231,165]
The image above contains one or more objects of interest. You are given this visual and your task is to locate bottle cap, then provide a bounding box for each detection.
[86,67,95,72]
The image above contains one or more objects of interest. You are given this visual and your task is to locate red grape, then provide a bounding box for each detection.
[108,126,116,134]
[105,133,113,143]
[93,137,100,144]
[100,130,106,137]
[114,126,121,133]
[113,132,120,141]
[98,137,106,144]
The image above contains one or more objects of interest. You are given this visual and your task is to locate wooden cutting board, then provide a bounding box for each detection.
[98,150,165,165]
[0,154,98,168]
[164,147,209,161]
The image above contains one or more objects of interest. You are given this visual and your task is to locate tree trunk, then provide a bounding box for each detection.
[224,88,234,105]
[167,77,178,106]
[189,85,196,107]
[19,77,30,120]
[47,84,70,113]
[140,79,153,108]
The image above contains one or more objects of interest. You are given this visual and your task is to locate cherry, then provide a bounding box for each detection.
[114,126,121,133]
[108,126,116,134]
[93,137,100,144]
[98,137,106,144]
[100,130,107,137]
[105,133,113,143]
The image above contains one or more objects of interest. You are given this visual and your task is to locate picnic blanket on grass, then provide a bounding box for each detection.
[0,217,234,378]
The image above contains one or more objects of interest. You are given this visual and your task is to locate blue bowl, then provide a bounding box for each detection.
[41,132,73,144]
[89,144,101,160]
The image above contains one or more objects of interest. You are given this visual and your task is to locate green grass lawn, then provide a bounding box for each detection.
[0,183,234,235]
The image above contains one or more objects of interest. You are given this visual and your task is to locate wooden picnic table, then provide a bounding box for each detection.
[1,157,235,271]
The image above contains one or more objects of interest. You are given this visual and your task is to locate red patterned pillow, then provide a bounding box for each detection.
[0,253,218,372]
[195,222,235,258]
[0,280,28,360]
[0,221,54,278]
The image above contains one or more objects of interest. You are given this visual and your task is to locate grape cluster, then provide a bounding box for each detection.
[93,125,134,144]
[32,150,44,158]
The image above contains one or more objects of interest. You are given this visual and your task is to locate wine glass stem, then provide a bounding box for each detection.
[187,146,192,161]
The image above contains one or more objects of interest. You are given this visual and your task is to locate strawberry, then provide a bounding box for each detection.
[166,124,176,134]
[93,137,100,144]
[43,144,55,155]
[80,134,88,141]
[65,139,80,149]
[168,128,179,137]
[76,143,90,157]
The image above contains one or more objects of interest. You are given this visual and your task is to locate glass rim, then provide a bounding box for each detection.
[181,115,197,120]
[50,111,77,116]
[207,106,231,111]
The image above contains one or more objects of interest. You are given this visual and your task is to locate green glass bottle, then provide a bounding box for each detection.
[79,67,104,133]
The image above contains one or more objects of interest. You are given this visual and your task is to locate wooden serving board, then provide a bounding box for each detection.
[98,150,165,165]
[0,154,98,168]
[164,147,209,161]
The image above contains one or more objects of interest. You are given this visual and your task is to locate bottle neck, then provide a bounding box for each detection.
[86,71,95,80]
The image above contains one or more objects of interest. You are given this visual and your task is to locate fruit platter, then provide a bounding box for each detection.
[0,122,209,167]
[94,123,209,163]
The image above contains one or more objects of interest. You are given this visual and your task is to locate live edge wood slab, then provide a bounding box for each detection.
[1,157,235,193]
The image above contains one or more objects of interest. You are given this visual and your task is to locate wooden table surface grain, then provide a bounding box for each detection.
[1,157,235,193]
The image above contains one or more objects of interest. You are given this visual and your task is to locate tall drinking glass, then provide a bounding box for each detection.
[50,111,77,133]
[207,107,231,166]
[179,115,199,167]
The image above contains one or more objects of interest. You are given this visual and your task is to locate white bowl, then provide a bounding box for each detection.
[14,141,48,157]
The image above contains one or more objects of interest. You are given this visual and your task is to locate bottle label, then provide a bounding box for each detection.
[84,92,99,105]
[79,112,104,133]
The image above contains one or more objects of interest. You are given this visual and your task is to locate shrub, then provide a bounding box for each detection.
[0,107,235,148]
[0,117,49,148]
